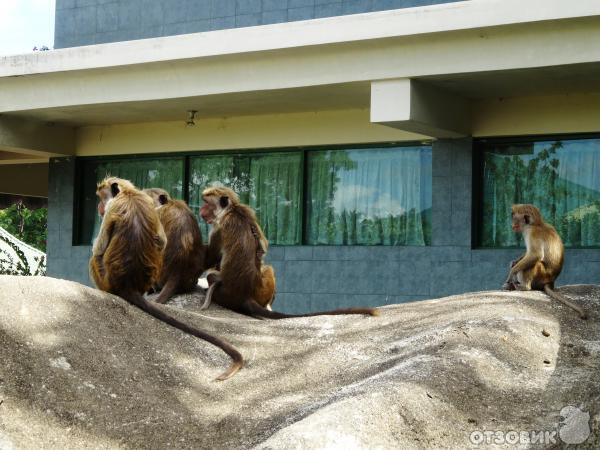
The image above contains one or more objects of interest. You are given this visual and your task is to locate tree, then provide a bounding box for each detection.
[0,201,47,252]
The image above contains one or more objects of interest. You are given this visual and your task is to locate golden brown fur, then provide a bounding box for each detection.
[201,186,378,318]
[143,188,206,304]
[90,177,243,380]
[503,204,587,319]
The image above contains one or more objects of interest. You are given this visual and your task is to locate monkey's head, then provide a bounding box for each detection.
[96,176,136,217]
[200,186,239,224]
[511,204,543,232]
[143,188,171,209]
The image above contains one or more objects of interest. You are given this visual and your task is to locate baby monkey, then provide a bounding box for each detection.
[503,204,587,319]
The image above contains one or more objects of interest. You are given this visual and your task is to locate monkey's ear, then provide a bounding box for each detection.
[110,182,120,198]
[219,196,229,208]
[524,214,530,225]
[158,194,168,205]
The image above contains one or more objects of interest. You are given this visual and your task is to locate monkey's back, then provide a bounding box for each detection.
[218,204,262,304]
[538,222,565,283]
[103,190,164,294]
[157,199,205,291]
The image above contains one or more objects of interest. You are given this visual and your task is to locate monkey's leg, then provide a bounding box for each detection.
[153,277,180,304]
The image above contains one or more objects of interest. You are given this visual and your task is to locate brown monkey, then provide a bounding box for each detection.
[199,187,276,310]
[502,203,587,319]
[200,186,378,319]
[143,188,206,304]
[90,177,243,380]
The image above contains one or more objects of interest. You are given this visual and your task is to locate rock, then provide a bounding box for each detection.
[0,276,598,449]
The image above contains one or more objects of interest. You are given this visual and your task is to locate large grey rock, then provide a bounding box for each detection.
[0,275,598,449]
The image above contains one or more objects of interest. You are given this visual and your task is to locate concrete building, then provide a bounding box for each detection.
[1,0,599,312]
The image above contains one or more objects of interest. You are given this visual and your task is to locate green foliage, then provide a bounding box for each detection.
[0,202,47,252]
[481,140,600,247]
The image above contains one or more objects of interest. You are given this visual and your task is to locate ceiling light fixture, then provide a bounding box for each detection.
[186,110,197,126]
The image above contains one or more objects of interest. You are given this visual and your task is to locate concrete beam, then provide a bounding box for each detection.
[0,116,75,157]
[0,163,48,197]
[370,79,470,138]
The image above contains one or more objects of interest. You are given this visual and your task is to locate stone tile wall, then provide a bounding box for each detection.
[54,0,463,48]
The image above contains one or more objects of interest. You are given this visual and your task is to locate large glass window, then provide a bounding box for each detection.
[189,152,303,245]
[77,157,184,245]
[76,144,433,247]
[479,137,600,248]
[306,146,432,245]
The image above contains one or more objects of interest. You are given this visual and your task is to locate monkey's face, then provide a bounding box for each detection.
[200,196,217,224]
[511,213,529,233]
[96,188,113,217]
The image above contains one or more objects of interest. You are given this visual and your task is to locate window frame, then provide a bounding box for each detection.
[473,133,600,249]
[74,141,433,246]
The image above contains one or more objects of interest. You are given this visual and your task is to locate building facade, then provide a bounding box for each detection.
[1,0,599,313]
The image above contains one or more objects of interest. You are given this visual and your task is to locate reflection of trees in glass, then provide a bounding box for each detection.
[307,147,432,246]
[189,153,302,245]
[482,139,600,247]
[83,158,184,244]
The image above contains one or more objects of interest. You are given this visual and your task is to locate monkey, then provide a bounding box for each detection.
[198,187,276,311]
[502,203,587,320]
[199,186,379,319]
[143,188,206,305]
[89,177,243,380]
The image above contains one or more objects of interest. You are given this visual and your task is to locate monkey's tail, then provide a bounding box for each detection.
[543,285,587,320]
[242,298,379,319]
[154,278,178,304]
[121,290,244,381]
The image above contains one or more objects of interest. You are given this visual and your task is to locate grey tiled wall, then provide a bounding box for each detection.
[54,0,464,48]
[47,139,600,313]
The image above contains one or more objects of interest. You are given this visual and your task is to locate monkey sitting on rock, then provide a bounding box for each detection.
[502,203,587,319]
[198,185,379,319]
[143,188,206,304]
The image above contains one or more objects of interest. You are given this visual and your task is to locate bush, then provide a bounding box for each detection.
[0,202,47,252]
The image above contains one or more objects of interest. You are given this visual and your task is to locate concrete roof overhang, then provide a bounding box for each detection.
[1,0,600,163]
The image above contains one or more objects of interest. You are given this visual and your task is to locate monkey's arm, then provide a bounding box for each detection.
[205,229,222,269]
[92,217,115,256]
[509,249,542,277]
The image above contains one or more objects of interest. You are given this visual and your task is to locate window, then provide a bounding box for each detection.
[77,157,184,245]
[306,146,432,245]
[76,143,432,247]
[478,137,600,248]
[189,152,303,245]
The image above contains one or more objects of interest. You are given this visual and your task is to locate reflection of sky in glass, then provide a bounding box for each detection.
[331,147,432,219]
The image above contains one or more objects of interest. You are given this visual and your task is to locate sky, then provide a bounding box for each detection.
[0,0,55,56]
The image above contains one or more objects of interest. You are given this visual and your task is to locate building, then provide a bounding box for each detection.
[1,0,599,313]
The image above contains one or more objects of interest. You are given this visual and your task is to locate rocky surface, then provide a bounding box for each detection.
[0,275,598,449]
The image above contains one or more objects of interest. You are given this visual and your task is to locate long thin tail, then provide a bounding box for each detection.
[154,277,179,304]
[199,279,218,310]
[122,290,244,380]
[242,298,379,319]
[544,285,587,320]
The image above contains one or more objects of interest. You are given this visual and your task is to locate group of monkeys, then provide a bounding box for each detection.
[88,177,588,381]
[89,177,378,381]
